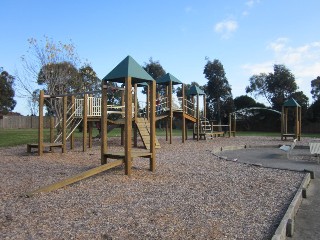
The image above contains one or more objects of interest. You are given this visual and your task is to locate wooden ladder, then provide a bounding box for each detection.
[136,118,160,149]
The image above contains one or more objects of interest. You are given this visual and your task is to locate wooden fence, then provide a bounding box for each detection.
[0,116,54,129]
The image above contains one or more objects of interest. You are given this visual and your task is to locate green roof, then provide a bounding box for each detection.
[283,98,300,107]
[156,73,182,85]
[102,55,154,83]
[188,85,205,96]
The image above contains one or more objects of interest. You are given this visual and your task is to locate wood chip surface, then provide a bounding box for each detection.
[0,136,311,239]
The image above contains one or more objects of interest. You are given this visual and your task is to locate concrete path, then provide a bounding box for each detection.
[221,148,320,239]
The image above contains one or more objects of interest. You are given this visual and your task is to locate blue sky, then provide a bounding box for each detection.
[1,0,320,115]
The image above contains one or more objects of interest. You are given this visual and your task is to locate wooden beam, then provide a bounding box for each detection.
[197,94,200,141]
[50,116,54,152]
[83,94,88,152]
[70,96,75,149]
[182,84,185,143]
[89,121,93,148]
[24,160,124,197]
[38,90,44,156]
[101,86,108,164]
[203,94,206,119]
[168,81,173,144]
[62,95,67,153]
[150,80,156,172]
[125,77,132,176]
[134,83,138,147]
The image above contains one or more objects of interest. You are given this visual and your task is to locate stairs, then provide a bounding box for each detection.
[136,118,160,149]
[55,117,82,143]
[200,119,212,133]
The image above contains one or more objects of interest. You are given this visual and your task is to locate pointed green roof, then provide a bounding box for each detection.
[188,85,205,96]
[283,98,300,107]
[102,55,154,83]
[156,73,182,85]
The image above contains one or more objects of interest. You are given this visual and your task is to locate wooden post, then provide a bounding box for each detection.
[285,108,288,134]
[62,95,67,153]
[295,106,299,140]
[38,90,44,156]
[134,84,138,147]
[146,85,150,120]
[165,85,168,141]
[89,121,93,148]
[121,89,125,118]
[125,77,132,176]
[150,80,156,172]
[101,85,108,164]
[196,94,200,141]
[70,96,75,149]
[228,113,232,137]
[203,94,206,119]
[168,81,173,144]
[83,94,88,152]
[182,83,185,143]
[50,116,54,143]
[299,107,301,140]
[121,125,124,146]
[49,116,54,152]
[281,106,284,140]
[233,113,237,137]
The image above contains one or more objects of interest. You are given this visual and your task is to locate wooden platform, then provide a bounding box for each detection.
[27,143,63,153]
[103,150,152,161]
[281,133,296,140]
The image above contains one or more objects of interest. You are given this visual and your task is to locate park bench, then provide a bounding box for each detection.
[279,139,297,159]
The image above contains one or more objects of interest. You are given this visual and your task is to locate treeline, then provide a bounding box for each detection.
[1,37,320,132]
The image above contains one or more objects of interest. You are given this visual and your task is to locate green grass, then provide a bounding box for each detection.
[0,128,319,147]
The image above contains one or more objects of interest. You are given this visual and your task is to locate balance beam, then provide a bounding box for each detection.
[24,160,124,197]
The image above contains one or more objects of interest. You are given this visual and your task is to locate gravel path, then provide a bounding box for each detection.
[0,136,312,239]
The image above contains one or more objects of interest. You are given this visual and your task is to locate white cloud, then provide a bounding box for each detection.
[214,20,238,39]
[267,37,289,52]
[185,6,193,13]
[245,0,260,8]
[242,39,320,102]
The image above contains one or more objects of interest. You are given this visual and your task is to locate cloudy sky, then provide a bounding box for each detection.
[1,0,320,115]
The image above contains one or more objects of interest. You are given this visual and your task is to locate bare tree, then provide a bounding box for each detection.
[16,36,81,118]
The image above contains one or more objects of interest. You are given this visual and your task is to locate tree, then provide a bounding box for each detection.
[17,36,100,118]
[27,89,40,116]
[0,68,16,114]
[142,57,166,95]
[233,95,265,110]
[77,65,101,94]
[203,58,233,122]
[246,64,297,111]
[311,76,320,101]
[176,81,203,98]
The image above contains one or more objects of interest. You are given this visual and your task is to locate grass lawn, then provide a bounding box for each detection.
[0,128,319,147]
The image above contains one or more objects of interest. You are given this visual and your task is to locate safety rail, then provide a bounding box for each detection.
[74,97,125,117]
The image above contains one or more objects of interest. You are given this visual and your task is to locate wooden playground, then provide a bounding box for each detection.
[25,56,302,195]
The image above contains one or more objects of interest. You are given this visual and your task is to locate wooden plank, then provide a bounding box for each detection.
[83,94,88,152]
[38,90,44,156]
[101,86,108,164]
[62,95,67,153]
[125,77,132,175]
[105,151,152,158]
[24,160,124,197]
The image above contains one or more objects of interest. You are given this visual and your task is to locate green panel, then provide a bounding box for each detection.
[188,85,205,96]
[283,98,300,107]
[102,56,154,83]
[156,73,182,85]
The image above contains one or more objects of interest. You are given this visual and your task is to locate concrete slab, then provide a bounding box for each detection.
[220,147,320,239]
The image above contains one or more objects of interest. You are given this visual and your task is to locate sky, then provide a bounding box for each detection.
[1,0,320,115]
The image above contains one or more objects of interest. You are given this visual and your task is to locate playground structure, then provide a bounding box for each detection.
[25,56,238,195]
[281,98,301,141]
